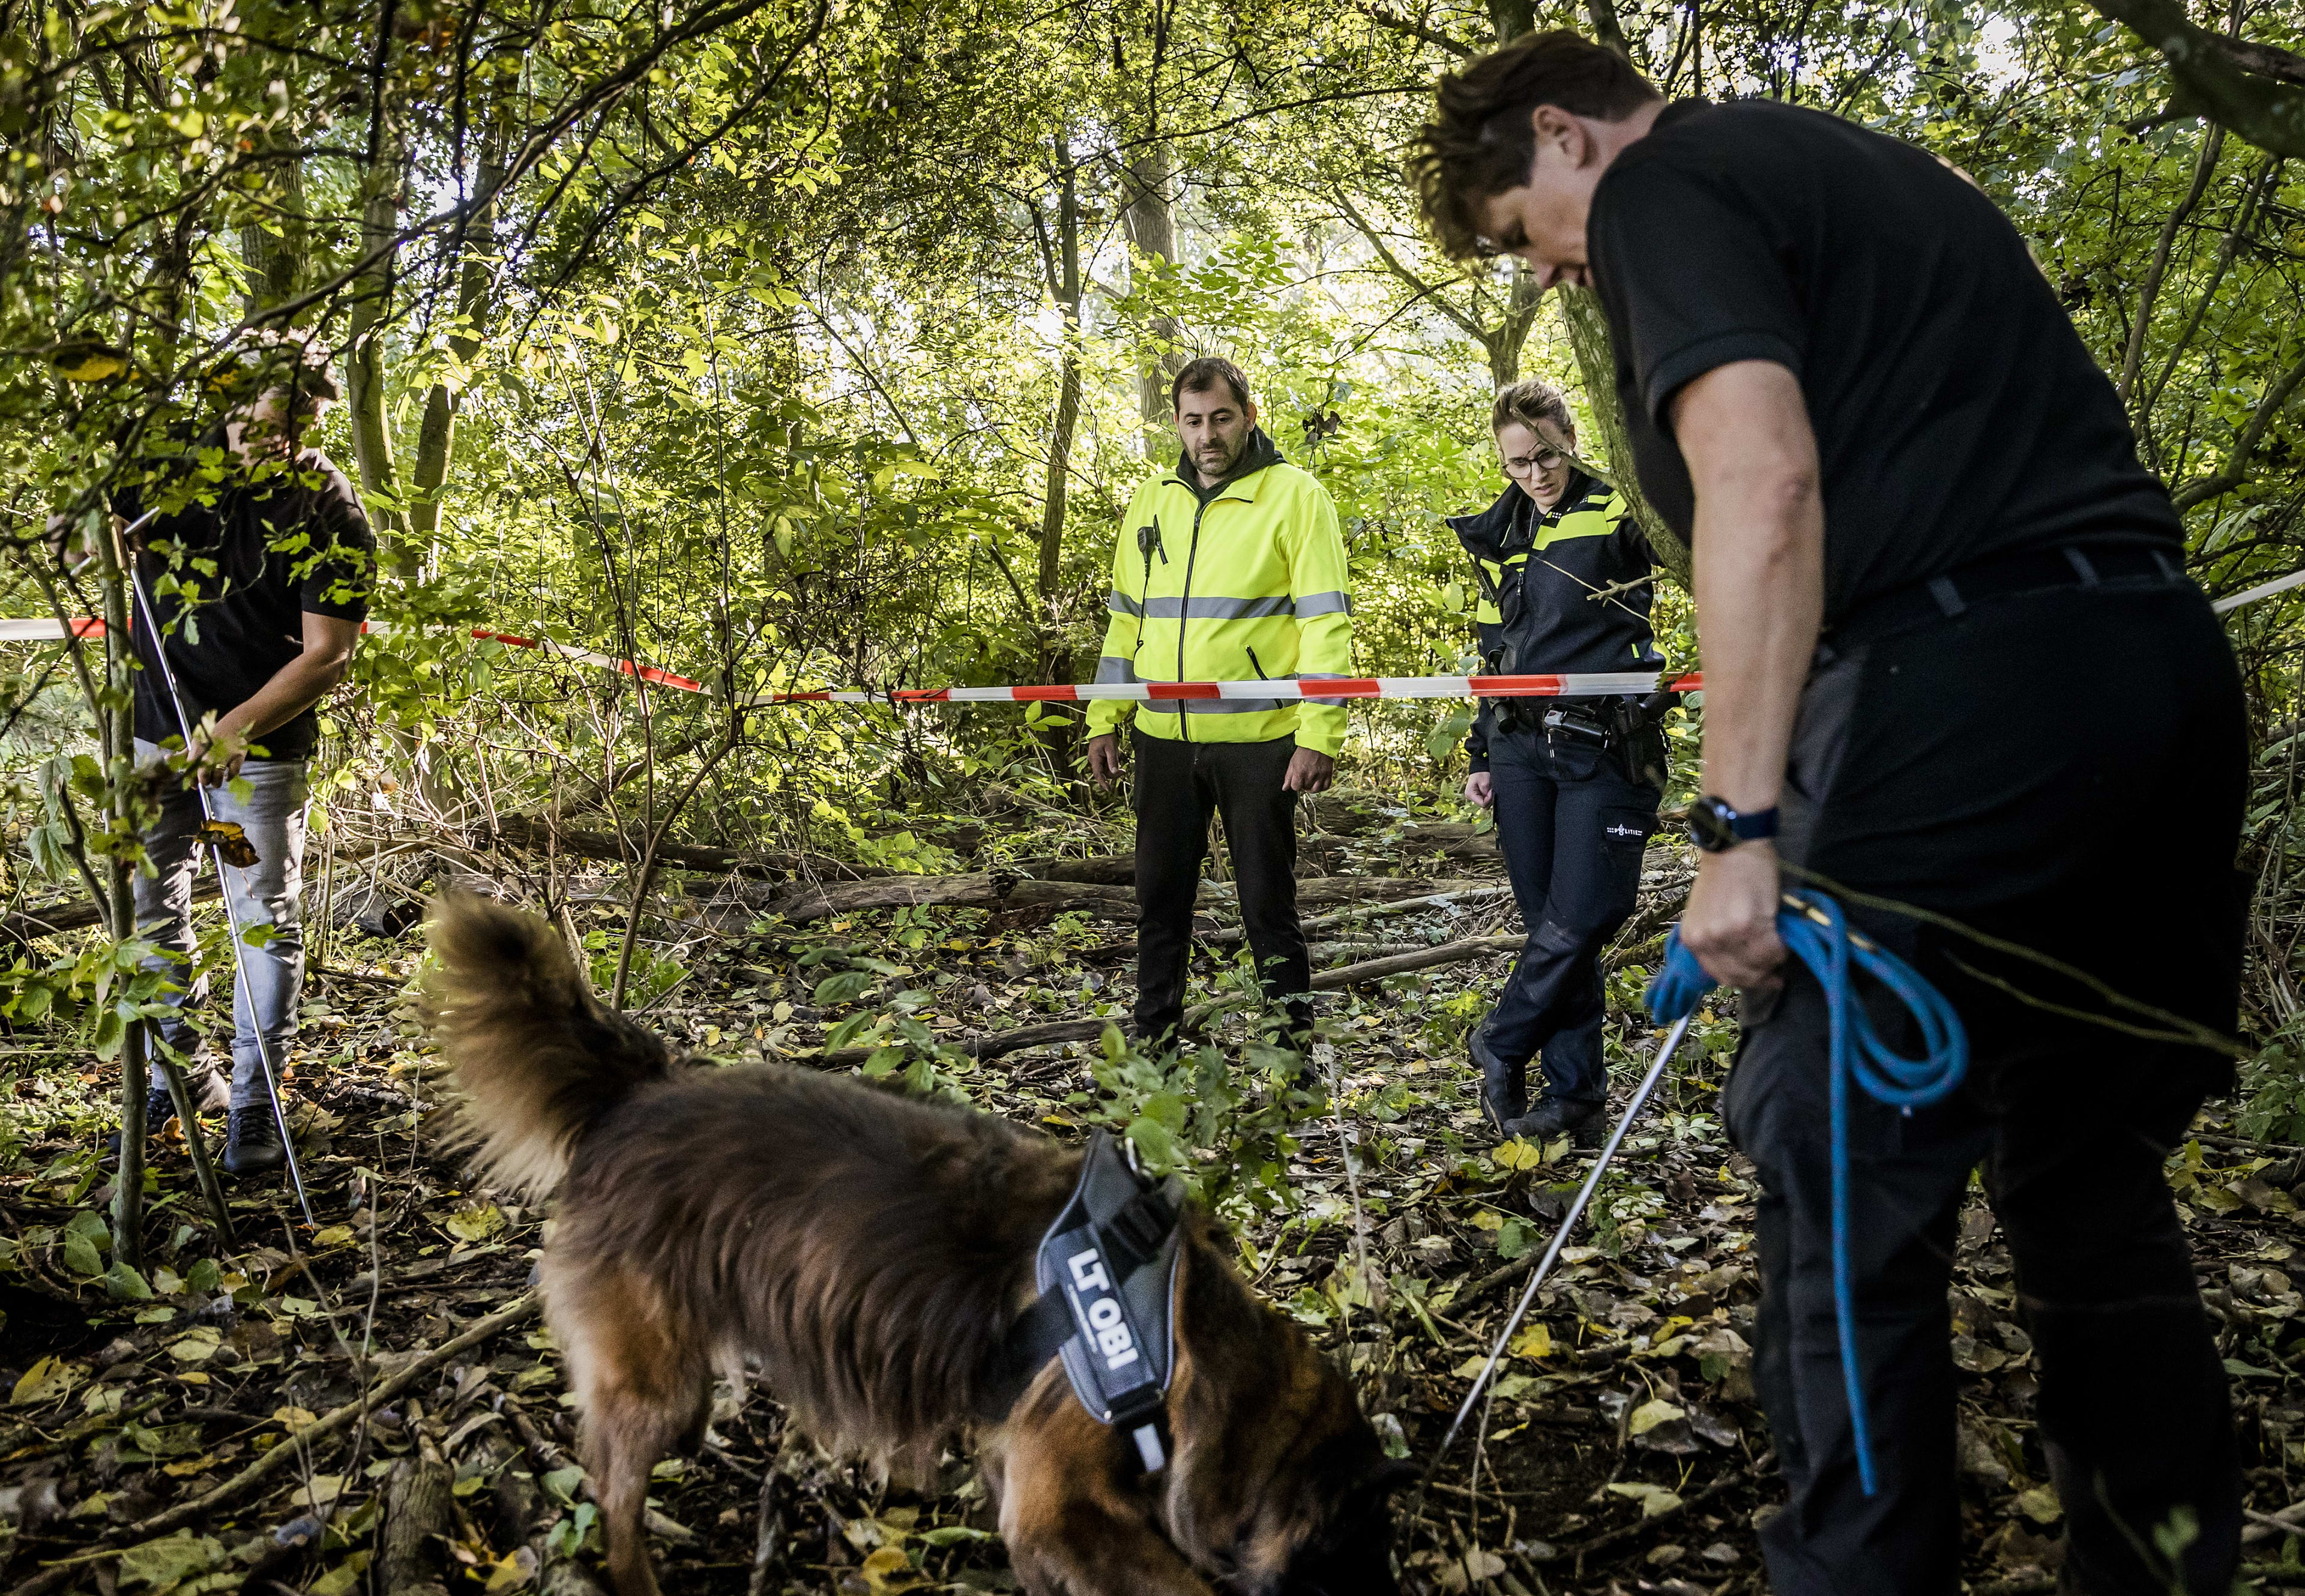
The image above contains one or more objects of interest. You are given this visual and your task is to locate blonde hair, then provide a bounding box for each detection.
[1491,378,1574,440]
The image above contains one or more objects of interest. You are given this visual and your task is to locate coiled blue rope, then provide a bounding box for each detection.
[1644,888,1969,1497]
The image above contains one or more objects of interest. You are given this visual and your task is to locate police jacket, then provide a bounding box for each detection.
[1088,429,1354,756]
[1448,470,1660,772]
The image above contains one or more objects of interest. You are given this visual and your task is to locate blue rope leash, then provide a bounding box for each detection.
[1644,889,1968,1496]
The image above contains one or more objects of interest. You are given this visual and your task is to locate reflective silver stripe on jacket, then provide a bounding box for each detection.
[1094,655,1138,685]
[1142,595,1297,621]
[1181,695,1284,714]
[1113,591,1352,621]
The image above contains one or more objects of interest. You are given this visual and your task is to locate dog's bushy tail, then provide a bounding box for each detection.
[422,892,675,1197]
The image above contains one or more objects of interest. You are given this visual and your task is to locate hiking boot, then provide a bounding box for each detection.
[1469,1028,1526,1133]
[221,1106,286,1175]
[1501,1095,1606,1150]
[107,1086,177,1155]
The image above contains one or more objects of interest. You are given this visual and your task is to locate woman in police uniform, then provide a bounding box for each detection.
[1453,379,1665,1145]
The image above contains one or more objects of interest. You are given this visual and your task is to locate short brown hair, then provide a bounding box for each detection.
[1492,378,1574,439]
[1409,30,1660,260]
[1172,356,1252,414]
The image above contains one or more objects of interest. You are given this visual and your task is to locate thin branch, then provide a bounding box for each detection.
[2119,124,2225,405]
[1355,2,1474,58]
[2143,154,2281,421]
[1331,188,1490,345]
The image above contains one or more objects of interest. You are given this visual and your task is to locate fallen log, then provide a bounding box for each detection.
[764,869,1489,927]
[1008,853,1137,885]
[5,831,423,947]
[811,931,1526,1067]
[378,1454,455,1596]
[1,878,222,943]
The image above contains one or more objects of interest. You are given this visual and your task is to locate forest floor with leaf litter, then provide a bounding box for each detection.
[7,831,2305,1596]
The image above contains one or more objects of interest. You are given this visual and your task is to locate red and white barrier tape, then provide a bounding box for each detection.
[1,613,1686,701]
[0,617,104,641]
[15,551,2304,699]
[746,672,1704,705]
[0,615,705,693]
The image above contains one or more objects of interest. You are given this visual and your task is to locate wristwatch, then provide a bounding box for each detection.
[1687,795,1779,853]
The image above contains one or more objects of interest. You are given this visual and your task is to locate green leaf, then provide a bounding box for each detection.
[824,1013,881,1051]
[813,969,879,1006]
[116,1531,226,1590]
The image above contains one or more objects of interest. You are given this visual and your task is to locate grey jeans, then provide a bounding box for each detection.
[132,741,310,1111]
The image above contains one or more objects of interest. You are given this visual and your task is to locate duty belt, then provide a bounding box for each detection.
[978,1131,1185,1473]
[1818,540,2185,661]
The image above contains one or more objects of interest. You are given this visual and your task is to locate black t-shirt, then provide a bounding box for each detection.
[1588,98,2182,626]
[113,437,374,760]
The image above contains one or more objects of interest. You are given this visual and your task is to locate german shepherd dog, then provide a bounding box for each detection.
[423,894,1408,1596]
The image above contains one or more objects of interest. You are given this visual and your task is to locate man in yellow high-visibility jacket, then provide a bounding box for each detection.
[1085,357,1355,1048]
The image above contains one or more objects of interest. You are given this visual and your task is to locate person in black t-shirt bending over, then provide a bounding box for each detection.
[1412,34,2244,1596]
[112,338,373,1175]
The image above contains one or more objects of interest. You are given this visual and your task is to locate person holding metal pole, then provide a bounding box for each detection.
[112,336,372,1177]
[1452,378,1668,1148]
[1412,32,2246,1596]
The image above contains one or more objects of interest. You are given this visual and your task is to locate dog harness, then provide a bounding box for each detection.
[981,1131,1186,1473]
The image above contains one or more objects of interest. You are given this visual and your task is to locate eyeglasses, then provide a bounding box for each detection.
[1501,448,1566,478]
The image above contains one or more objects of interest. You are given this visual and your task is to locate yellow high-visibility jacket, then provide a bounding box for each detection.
[1086,433,1354,755]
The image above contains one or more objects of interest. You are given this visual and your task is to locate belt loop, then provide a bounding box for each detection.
[1927,576,1966,619]
[2063,547,2100,589]
[2151,549,2180,583]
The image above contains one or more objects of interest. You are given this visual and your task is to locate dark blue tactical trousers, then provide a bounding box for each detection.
[1478,726,1659,1104]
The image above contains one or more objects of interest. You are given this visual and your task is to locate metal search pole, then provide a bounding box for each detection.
[1432,1010,1696,1466]
[122,539,316,1227]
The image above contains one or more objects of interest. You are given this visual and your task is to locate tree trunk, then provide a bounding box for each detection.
[1585,0,1633,57]
[346,148,408,560]
[237,134,307,318]
[1124,144,1183,460]
[1036,158,1086,773]
[91,520,145,1270]
[1039,161,1083,608]
[1558,285,1689,589]
[1482,261,1547,387]
[409,92,512,543]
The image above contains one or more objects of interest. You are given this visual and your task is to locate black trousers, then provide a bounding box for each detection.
[1131,732,1309,1042]
[1726,564,2246,1596]
[1481,727,1659,1104]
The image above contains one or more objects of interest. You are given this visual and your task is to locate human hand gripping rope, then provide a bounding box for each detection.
[1435,889,1966,1499]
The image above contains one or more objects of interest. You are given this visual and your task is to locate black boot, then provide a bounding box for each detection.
[107,1087,177,1155]
[1469,1028,1526,1133]
[1501,1094,1606,1150]
[221,1106,286,1175]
